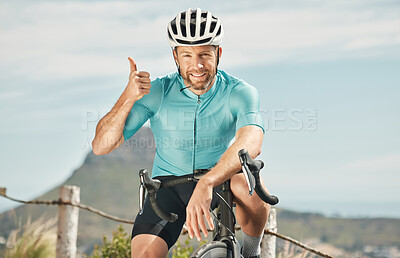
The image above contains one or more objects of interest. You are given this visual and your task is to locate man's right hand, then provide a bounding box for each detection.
[127,57,151,101]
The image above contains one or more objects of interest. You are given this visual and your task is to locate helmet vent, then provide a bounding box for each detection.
[180,19,186,37]
[216,26,222,36]
[170,19,178,35]
[190,23,196,37]
[210,21,216,33]
[200,21,206,36]
[167,8,223,47]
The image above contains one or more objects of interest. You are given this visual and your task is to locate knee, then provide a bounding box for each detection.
[131,236,168,258]
[235,191,270,220]
[232,177,269,215]
[131,249,154,258]
[250,195,270,216]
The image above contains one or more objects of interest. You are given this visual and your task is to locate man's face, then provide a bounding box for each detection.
[174,45,221,91]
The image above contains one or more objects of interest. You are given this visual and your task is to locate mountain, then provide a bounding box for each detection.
[1,127,399,257]
[0,127,155,254]
[276,210,400,257]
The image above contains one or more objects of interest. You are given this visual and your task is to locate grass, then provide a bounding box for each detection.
[4,216,57,258]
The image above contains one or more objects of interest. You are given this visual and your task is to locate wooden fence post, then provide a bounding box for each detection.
[261,208,277,258]
[0,187,6,196]
[56,185,80,258]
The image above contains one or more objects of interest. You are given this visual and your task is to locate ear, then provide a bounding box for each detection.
[218,46,222,58]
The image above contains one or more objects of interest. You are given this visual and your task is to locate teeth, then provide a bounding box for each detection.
[191,73,205,77]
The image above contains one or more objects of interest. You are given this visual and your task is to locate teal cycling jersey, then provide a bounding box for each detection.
[123,70,264,178]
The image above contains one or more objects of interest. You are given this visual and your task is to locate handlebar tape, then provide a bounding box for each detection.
[238,149,279,205]
[140,169,178,222]
[252,169,279,205]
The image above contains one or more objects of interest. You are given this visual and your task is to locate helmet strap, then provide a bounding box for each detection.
[217,47,220,66]
[172,48,181,75]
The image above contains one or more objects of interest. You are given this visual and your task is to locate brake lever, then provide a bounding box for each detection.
[139,168,177,222]
[239,154,256,196]
[238,149,279,205]
[139,169,146,215]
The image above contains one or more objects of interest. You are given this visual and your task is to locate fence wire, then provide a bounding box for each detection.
[1,188,333,258]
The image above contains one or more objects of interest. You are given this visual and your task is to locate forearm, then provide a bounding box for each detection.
[200,126,263,188]
[92,57,151,155]
[92,90,136,155]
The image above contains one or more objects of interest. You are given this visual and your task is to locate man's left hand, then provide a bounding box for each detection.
[186,180,214,241]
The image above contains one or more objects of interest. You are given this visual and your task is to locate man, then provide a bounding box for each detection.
[92,8,270,258]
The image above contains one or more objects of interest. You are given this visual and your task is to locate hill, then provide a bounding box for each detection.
[0,127,155,254]
[1,127,399,257]
[276,209,400,257]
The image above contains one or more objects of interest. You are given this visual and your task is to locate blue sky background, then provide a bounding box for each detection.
[1,0,399,218]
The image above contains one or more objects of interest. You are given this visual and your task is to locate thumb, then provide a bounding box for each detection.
[128,57,137,73]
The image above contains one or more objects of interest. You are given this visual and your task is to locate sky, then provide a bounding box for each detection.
[0,0,399,218]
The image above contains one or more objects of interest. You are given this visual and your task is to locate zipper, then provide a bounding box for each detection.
[193,95,201,171]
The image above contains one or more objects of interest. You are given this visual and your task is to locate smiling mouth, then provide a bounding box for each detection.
[190,73,206,78]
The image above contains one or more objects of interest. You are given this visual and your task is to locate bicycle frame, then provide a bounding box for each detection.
[209,179,242,257]
[137,149,279,258]
[219,180,234,239]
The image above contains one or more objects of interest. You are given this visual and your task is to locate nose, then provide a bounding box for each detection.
[194,56,204,69]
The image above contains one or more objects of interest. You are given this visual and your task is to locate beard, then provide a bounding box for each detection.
[182,69,216,91]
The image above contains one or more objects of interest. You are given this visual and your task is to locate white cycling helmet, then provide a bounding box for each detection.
[167,8,224,47]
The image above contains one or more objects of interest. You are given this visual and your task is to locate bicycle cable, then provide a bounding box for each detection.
[209,189,237,240]
[209,208,236,240]
[212,190,237,226]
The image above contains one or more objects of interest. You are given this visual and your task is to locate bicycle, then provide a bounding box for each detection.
[138,149,279,257]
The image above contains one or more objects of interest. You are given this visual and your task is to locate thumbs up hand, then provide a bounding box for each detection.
[127,57,151,101]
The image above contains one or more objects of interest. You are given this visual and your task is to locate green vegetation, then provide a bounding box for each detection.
[171,238,207,258]
[87,225,206,258]
[90,225,131,258]
[4,217,56,258]
[171,238,194,258]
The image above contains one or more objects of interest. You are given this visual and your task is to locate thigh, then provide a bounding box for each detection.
[230,173,270,207]
[230,173,250,205]
[131,185,187,250]
[230,173,270,219]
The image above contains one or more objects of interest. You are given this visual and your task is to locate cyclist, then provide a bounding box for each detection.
[92,8,271,258]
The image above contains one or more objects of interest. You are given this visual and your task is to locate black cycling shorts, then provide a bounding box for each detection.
[131,175,220,249]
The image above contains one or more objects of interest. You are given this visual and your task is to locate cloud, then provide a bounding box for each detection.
[345,35,400,50]
[0,0,399,137]
[221,5,400,66]
[1,0,399,82]
[0,89,25,101]
[341,153,400,171]
[0,1,173,80]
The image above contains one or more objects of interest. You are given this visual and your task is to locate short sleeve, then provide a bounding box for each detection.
[229,81,265,133]
[122,78,163,140]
